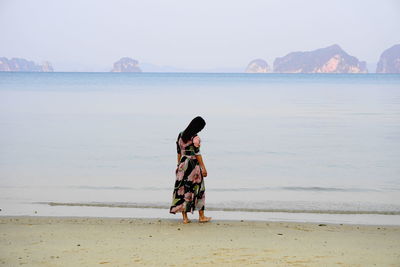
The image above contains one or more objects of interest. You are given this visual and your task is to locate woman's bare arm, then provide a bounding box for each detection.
[195,154,207,177]
[177,153,181,164]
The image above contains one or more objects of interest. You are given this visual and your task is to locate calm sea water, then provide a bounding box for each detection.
[1,73,400,224]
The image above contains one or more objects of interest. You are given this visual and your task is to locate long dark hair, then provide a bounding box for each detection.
[181,116,206,143]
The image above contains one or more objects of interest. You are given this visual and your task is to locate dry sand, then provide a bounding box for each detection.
[0,216,399,266]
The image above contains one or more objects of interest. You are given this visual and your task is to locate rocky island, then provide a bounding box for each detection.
[245,59,270,73]
[273,44,367,73]
[0,57,53,72]
[111,57,142,72]
[376,44,400,73]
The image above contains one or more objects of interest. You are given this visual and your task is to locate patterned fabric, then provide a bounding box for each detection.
[170,131,205,214]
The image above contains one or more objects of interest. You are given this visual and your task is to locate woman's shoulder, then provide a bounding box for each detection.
[192,135,201,147]
[177,131,189,143]
[177,131,183,139]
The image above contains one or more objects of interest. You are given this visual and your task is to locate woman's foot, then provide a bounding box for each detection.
[182,212,191,224]
[198,210,211,223]
[199,216,211,223]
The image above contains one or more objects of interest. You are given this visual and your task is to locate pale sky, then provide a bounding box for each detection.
[1,0,399,71]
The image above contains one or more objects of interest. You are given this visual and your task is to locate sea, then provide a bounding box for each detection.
[1,72,399,225]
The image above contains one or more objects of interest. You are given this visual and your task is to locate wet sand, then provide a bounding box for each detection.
[0,216,399,266]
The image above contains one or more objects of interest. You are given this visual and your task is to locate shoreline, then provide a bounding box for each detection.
[2,201,400,226]
[2,213,400,227]
[42,201,400,215]
[1,216,399,266]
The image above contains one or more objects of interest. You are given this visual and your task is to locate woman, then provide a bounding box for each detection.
[169,116,211,224]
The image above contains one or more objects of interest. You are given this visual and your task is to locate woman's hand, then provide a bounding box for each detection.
[201,167,207,177]
[195,155,207,177]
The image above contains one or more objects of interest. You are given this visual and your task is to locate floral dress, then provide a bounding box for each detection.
[169,131,205,214]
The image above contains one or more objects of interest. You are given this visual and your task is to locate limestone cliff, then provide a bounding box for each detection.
[0,57,54,72]
[245,59,270,73]
[273,45,367,73]
[41,61,54,72]
[111,57,142,72]
[376,44,400,73]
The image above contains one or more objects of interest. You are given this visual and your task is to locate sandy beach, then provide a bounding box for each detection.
[0,216,399,266]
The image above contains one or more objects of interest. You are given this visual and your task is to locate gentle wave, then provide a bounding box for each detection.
[3,185,394,192]
[39,202,400,215]
[69,185,391,192]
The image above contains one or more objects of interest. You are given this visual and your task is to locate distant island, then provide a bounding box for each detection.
[273,44,367,73]
[0,57,53,72]
[245,59,270,73]
[376,44,400,73]
[2,44,400,73]
[111,57,142,72]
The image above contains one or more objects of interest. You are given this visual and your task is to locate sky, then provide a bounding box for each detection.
[0,0,399,72]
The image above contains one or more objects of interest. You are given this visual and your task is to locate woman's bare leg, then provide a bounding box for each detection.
[199,210,211,223]
[182,212,191,224]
